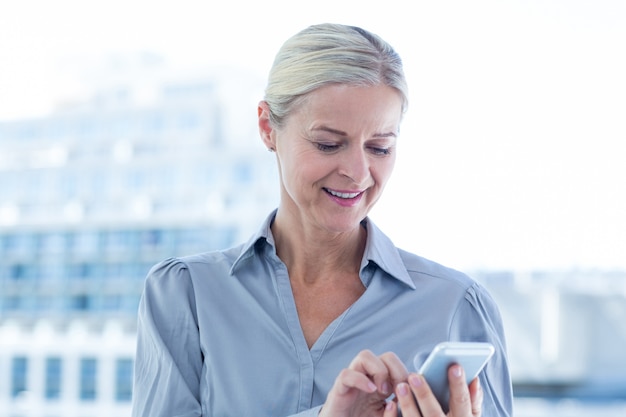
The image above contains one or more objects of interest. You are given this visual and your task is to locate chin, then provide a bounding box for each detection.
[321,214,366,234]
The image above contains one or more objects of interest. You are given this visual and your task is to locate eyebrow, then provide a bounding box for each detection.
[312,126,398,138]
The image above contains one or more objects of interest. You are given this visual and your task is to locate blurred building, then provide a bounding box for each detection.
[0,59,278,417]
[475,269,626,403]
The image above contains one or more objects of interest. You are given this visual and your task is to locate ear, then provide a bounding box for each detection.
[258,101,276,151]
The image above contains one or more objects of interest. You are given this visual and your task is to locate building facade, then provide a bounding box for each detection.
[0,67,278,417]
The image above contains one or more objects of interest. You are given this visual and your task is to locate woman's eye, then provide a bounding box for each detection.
[369,146,391,156]
[316,143,340,152]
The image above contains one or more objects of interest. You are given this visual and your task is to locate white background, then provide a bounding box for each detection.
[1,0,625,272]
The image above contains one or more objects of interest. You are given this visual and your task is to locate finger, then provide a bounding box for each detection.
[349,350,392,395]
[447,365,472,415]
[383,399,398,417]
[407,374,440,416]
[332,368,378,396]
[395,381,423,417]
[379,351,410,387]
[468,377,484,417]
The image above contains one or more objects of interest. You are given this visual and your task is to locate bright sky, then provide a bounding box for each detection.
[1,0,625,271]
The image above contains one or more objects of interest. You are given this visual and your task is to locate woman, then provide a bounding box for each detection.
[132,23,513,417]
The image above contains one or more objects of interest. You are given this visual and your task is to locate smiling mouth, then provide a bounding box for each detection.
[323,188,362,199]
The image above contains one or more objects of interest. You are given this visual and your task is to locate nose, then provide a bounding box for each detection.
[338,146,370,185]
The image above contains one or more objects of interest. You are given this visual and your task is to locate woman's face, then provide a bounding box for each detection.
[261,83,403,235]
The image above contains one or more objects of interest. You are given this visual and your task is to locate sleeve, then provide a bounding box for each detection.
[449,282,514,417]
[131,258,203,417]
[288,406,323,417]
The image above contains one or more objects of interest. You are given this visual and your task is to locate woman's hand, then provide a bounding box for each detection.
[383,364,484,417]
[319,350,409,417]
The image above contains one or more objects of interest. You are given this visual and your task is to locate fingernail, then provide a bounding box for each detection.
[368,381,378,392]
[386,401,395,411]
[452,365,463,378]
[397,382,409,397]
[382,381,391,395]
[409,374,423,388]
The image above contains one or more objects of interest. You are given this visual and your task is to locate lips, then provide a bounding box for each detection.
[323,188,363,199]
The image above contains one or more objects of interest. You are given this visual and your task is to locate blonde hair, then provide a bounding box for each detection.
[264,23,409,128]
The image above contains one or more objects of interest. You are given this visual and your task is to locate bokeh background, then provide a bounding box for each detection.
[1,1,625,416]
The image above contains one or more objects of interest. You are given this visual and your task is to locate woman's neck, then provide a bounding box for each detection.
[271,211,367,285]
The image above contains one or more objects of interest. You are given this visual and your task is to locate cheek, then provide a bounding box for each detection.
[286,151,331,182]
[279,153,318,192]
[373,158,396,186]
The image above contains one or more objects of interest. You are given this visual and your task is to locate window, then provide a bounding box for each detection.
[46,119,68,140]
[141,229,162,251]
[41,259,65,281]
[144,112,165,133]
[16,123,41,140]
[115,358,133,401]
[73,231,100,256]
[3,296,21,311]
[102,294,122,311]
[127,170,145,191]
[0,173,18,197]
[111,116,133,137]
[104,230,137,254]
[177,111,200,130]
[60,173,77,199]
[10,264,25,280]
[210,226,236,250]
[122,294,141,312]
[79,358,97,400]
[25,171,42,199]
[36,295,55,312]
[45,357,62,400]
[11,357,28,397]
[77,117,97,139]
[40,232,67,255]
[189,166,216,188]
[6,233,36,256]
[71,295,90,311]
[0,234,11,255]
[90,172,108,197]
[68,263,92,280]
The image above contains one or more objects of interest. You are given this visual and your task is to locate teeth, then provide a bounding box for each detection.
[327,189,360,199]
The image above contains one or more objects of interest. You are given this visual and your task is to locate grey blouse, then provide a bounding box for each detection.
[132,211,513,416]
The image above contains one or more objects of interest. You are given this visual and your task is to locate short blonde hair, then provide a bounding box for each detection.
[264,23,409,128]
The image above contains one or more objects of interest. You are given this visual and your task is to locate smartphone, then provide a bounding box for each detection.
[414,342,494,413]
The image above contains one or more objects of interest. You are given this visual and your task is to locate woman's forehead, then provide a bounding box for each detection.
[294,84,403,130]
